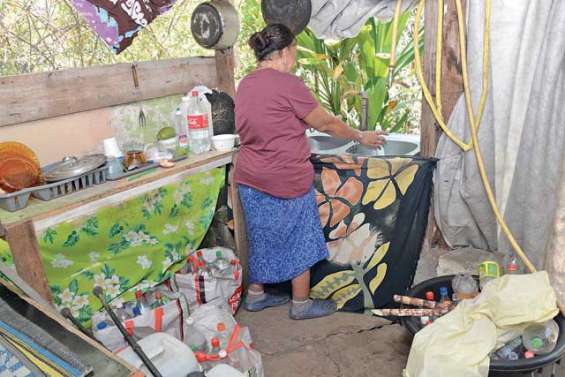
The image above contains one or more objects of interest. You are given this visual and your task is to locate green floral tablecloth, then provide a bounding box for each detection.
[0,168,225,323]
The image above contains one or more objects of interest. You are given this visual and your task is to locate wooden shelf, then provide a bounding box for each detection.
[1,151,233,231]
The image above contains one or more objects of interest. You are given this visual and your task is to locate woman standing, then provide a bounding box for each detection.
[235,24,386,320]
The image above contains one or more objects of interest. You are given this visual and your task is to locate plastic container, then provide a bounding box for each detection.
[207,364,245,377]
[402,275,565,375]
[523,320,559,355]
[452,274,479,301]
[212,134,236,152]
[117,332,201,377]
[479,256,501,290]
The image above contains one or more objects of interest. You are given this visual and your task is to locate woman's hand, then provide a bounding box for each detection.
[359,130,387,148]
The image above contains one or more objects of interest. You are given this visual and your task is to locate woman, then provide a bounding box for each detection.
[235,24,386,320]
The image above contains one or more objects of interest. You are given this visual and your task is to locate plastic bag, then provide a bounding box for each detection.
[174,247,243,314]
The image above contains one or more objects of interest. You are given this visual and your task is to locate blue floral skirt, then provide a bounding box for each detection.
[239,185,329,284]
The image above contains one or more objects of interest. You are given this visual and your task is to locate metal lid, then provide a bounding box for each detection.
[44,154,106,182]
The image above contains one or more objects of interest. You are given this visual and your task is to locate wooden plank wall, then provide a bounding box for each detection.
[0,56,217,127]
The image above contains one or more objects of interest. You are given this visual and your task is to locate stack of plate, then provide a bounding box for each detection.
[0,142,42,193]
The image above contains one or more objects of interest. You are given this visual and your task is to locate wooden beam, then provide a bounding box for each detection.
[4,221,52,302]
[0,57,217,127]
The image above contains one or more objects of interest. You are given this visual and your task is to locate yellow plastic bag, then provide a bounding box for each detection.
[403,272,558,377]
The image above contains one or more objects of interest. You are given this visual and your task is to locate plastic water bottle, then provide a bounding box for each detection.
[439,287,452,309]
[188,91,211,154]
[185,317,207,352]
[479,256,501,290]
[523,320,560,355]
[494,337,523,360]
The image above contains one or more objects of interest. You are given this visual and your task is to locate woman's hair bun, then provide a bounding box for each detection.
[248,24,295,61]
[249,31,268,52]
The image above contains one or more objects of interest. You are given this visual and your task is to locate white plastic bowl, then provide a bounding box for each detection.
[212,134,236,152]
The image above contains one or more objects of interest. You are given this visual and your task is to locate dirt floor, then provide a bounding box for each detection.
[237,306,411,377]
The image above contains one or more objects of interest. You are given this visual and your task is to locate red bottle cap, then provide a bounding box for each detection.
[155,292,162,300]
[524,351,535,359]
[135,290,142,299]
[425,291,435,301]
[191,91,198,97]
[211,337,220,348]
[217,322,226,332]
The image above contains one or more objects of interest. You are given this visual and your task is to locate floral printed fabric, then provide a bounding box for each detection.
[0,168,225,323]
[310,155,435,311]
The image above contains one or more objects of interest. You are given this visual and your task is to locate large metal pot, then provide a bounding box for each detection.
[261,0,312,35]
[191,0,240,50]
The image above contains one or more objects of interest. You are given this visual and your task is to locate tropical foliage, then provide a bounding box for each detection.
[296,13,423,131]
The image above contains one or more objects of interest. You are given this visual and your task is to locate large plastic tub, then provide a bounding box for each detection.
[401,275,565,376]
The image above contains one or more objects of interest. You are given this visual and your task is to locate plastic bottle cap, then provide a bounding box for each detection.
[425,291,435,301]
[132,306,141,317]
[155,292,162,299]
[211,337,220,348]
[218,350,228,358]
[135,290,142,299]
[439,287,449,296]
[186,317,195,325]
[216,250,223,258]
[217,323,226,332]
[191,91,198,97]
[529,337,544,350]
[524,351,535,359]
[96,321,108,330]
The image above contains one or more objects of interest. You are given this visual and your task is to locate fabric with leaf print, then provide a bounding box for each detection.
[310,155,435,312]
[0,168,225,324]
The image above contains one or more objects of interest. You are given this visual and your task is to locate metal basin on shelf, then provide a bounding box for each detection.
[308,135,351,151]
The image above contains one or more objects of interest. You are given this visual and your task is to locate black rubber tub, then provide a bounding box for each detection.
[401,275,565,376]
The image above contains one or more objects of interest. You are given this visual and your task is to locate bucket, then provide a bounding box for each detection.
[401,275,565,375]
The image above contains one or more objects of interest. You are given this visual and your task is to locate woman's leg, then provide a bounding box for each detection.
[289,269,337,320]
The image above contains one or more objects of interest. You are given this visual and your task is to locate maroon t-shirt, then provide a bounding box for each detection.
[234,68,319,198]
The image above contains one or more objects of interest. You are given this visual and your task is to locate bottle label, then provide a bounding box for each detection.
[188,114,207,130]
[479,261,500,279]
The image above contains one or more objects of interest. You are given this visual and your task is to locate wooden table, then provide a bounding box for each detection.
[0,151,234,301]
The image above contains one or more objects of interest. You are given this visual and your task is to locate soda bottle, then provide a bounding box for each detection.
[479,256,501,290]
[187,91,211,154]
[523,320,559,355]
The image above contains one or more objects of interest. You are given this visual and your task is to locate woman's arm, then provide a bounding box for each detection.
[304,106,386,148]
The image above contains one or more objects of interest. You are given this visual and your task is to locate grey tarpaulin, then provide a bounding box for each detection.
[308,0,415,39]
[434,0,565,282]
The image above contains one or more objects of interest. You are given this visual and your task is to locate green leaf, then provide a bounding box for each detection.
[69,279,79,294]
[63,231,79,247]
[109,223,123,238]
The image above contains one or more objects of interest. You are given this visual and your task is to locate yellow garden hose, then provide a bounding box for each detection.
[388,0,404,87]
[410,0,565,313]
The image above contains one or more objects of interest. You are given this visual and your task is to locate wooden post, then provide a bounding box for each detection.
[215,47,236,98]
[441,0,466,122]
[420,0,439,158]
[421,0,465,250]
[4,221,52,301]
[229,153,249,288]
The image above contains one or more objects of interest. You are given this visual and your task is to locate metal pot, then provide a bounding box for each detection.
[191,0,240,50]
[261,0,312,35]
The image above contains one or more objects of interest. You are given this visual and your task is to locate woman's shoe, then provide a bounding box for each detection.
[289,299,337,320]
[243,292,291,312]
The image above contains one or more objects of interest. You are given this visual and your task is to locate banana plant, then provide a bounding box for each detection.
[296,11,423,131]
